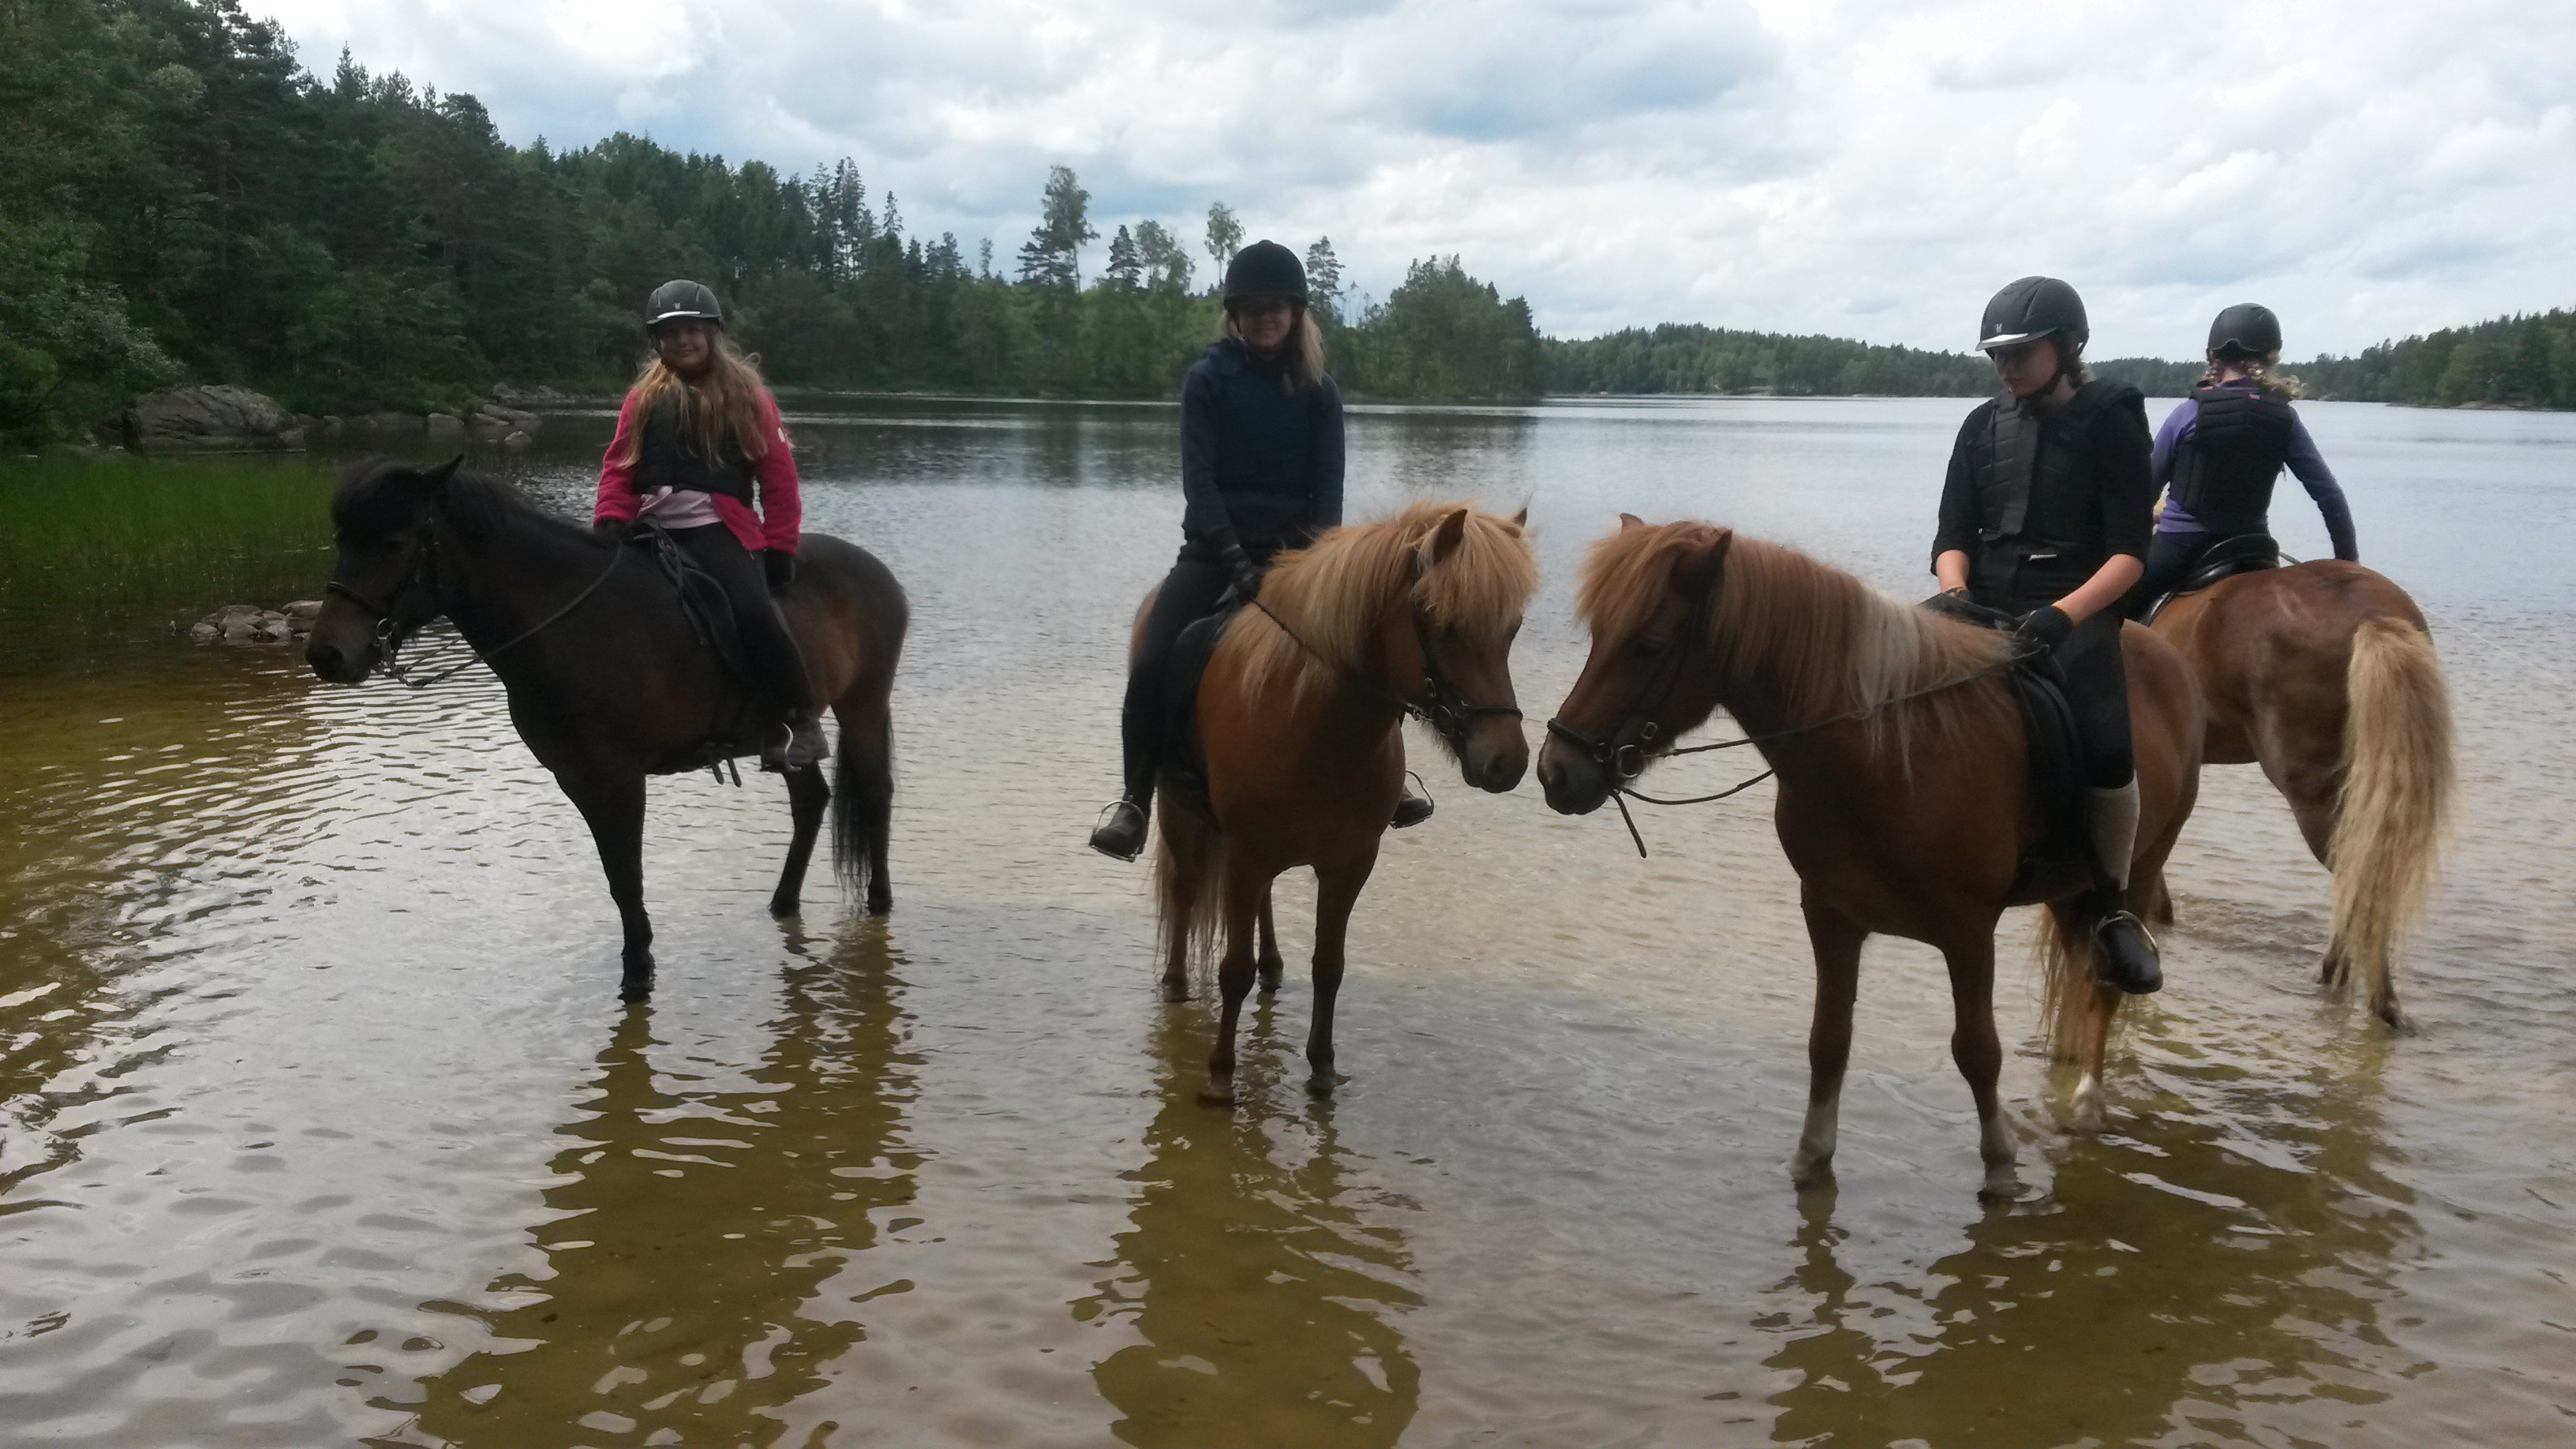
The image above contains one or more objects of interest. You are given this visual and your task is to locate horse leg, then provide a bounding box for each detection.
[1202,865,1271,1104]
[1790,897,1863,1190]
[1256,887,1286,994]
[769,758,831,919]
[1940,933,2020,1199]
[1304,851,1376,1099]
[562,771,655,999]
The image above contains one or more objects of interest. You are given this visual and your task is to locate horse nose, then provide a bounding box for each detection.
[1481,748,1526,792]
[305,641,343,678]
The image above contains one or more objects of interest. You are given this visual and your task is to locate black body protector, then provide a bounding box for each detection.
[2167,384,2295,537]
[1970,379,2127,611]
[637,398,755,505]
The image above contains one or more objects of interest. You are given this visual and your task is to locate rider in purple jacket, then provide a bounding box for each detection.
[2124,304,2358,617]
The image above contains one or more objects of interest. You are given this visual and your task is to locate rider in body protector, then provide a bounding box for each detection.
[2121,302,2357,618]
[1930,275,2164,993]
[1088,241,1432,861]
[593,280,827,770]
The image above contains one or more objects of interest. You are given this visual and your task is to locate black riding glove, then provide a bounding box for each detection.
[1220,545,1264,601]
[762,549,796,593]
[2014,604,2076,654]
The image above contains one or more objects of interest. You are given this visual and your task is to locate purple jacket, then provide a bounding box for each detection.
[2150,380,2357,560]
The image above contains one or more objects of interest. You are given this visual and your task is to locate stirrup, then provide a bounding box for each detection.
[1088,799,1148,862]
[781,715,828,772]
[2091,908,2163,994]
[1391,772,1434,829]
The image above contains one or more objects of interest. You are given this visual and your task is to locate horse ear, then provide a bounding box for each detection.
[1672,527,1735,597]
[1618,512,1645,531]
[410,455,464,494]
[1423,507,1470,565]
[1511,506,1529,530]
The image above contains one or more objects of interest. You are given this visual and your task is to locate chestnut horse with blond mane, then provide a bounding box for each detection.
[1538,517,2207,1198]
[2147,560,2454,1028]
[1145,501,1537,1103]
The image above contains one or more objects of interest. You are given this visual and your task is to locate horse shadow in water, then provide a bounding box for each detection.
[306,457,907,999]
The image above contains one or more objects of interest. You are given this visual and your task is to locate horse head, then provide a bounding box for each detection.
[1539,514,1735,815]
[305,455,462,683]
[1398,504,1537,793]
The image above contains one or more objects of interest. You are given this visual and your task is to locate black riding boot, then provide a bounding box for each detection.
[1391,782,1433,829]
[2092,903,2163,994]
[2084,779,2160,993]
[1089,797,1149,861]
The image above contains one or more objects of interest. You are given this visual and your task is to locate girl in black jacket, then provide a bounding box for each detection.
[1090,241,1424,860]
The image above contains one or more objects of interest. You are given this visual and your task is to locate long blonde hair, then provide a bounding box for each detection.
[1222,304,1329,394]
[612,335,774,466]
[2202,349,2305,399]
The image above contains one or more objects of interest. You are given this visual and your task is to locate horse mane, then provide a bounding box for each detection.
[331,457,593,547]
[1225,500,1538,705]
[1577,520,2014,751]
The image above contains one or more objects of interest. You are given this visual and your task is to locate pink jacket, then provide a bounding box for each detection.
[593,388,803,553]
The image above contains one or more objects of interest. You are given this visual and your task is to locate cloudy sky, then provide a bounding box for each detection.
[256,0,2569,358]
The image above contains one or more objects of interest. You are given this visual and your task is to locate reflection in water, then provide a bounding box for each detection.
[1081,1003,1421,1448]
[400,923,917,1447]
[1765,1051,2424,1447]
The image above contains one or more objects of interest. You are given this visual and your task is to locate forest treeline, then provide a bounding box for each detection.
[2,0,2567,446]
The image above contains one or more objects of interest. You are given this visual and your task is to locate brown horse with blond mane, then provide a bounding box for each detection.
[2147,560,2454,1028]
[1146,501,1537,1103]
[1537,516,2207,1197]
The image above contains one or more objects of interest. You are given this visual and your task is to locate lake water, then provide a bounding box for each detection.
[2,395,2572,1447]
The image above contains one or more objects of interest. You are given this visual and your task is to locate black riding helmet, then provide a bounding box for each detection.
[1222,241,1307,306]
[2207,302,2282,359]
[1978,275,2089,358]
[644,279,724,330]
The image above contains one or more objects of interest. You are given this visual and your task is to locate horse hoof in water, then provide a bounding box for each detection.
[1159,975,1191,1004]
[1977,1173,2031,1204]
[1200,1074,1237,1106]
[1305,1071,1343,1100]
[1256,959,1286,994]
[620,974,654,1002]
[1788,1155,1834,1193]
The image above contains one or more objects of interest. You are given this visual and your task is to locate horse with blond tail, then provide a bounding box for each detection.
[1539,517,2207,1197]
[2147,562,2455,1028]
[1145,501,1537,1103]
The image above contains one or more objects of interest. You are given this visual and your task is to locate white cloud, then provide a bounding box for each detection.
[256,0,2575,358]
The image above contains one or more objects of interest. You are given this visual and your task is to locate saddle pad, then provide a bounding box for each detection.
[2009,654,2088,881]
[1157,597,1246,821]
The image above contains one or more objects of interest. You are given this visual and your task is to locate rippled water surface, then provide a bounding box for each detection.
[4,396,2573,1447]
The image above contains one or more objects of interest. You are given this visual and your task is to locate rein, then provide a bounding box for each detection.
[328,530,625,689]
[1546,635,2026,858]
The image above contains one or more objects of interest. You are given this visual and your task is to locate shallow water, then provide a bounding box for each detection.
[3,396,2572,1447]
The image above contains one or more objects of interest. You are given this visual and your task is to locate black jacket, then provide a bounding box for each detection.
[1934,380,2154,610]
[1178,338,1345,560]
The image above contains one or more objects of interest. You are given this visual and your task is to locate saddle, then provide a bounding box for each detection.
[2140,533,2282,623]
[620,524,769,776]
[1155,592,1249,825]
[1918,592,2087,892]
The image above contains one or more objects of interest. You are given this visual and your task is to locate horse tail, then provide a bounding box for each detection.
[2326,615,2455,1028]
[2035,900,2118,1066]
[1153,800,1224,988]
[829,552,908,915]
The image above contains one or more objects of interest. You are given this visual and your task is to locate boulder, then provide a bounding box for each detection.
[425,412,466,438]
[502,429,534,450]
[123,384,306,453]
[194,603,315,644]
[348,412,426,434]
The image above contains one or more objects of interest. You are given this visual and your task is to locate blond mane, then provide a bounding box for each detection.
[1576,520,2014,751]
[1224,500,1538,705]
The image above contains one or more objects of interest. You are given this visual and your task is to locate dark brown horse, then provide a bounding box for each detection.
[1537,517,2207,1196]
[2148,561,2455,1028]
[305,458,906,998]
[1149,502,1537,1103]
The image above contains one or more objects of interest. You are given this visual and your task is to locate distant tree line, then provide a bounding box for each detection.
[1,0,2563,447]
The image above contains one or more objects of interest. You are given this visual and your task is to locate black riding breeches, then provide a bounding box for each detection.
[2120,531,2211,620]
[1119,556,1235,802]
[668,524,817,713]
[2054,608,2134,789]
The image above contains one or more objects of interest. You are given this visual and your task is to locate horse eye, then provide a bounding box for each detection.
[1631,635,1668,658]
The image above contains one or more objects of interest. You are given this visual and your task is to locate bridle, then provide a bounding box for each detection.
[324,521,623,689]
[1245,553,1522,757]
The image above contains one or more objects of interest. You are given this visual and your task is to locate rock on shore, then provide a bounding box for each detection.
[123,385,306,453]
[190,601,322,644]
